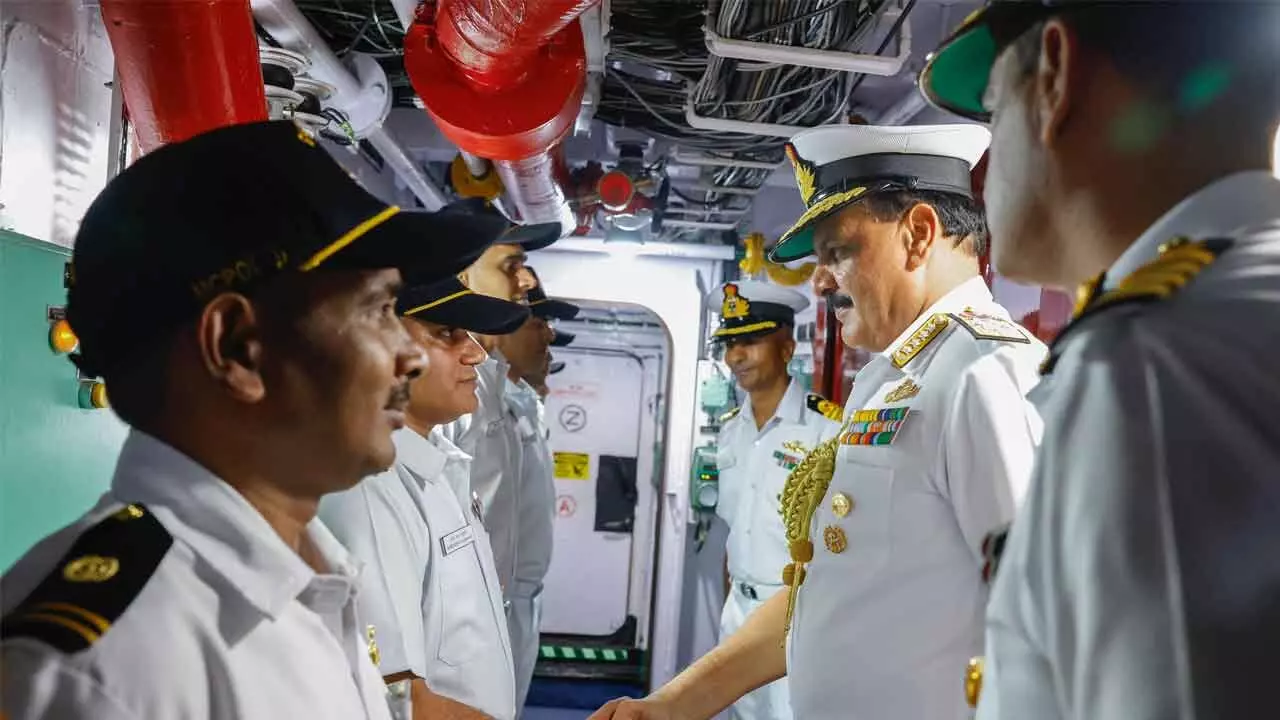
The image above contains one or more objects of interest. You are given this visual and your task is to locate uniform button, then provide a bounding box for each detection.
[823,525,848,554]
[831,492,854,517]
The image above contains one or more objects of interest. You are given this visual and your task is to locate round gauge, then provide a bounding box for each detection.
[697,483,719,508]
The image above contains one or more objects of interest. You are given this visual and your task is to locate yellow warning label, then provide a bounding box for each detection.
[554,452,591,480]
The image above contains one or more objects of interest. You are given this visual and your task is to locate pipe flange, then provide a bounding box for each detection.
[260,46,310,77]
[450,155,504,200]
[337,53,391,140]
[265,85,305,120]
[293,76,334,102]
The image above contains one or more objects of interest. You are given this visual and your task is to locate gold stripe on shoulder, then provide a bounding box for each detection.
[891,313,950,369]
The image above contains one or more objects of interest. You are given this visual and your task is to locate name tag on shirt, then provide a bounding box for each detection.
[440,525,476,556]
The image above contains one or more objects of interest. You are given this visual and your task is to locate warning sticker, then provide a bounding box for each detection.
[553,451,591,480]
[556,495,577,518]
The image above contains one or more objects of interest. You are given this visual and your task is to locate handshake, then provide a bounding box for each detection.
[588,696,683,720]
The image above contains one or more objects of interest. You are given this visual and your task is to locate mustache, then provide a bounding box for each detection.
[386,382,412,410]
[827,292,854,310]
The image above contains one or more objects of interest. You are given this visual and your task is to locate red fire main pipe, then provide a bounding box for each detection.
[436,0,596,90]
[100,0,268,155]
[404,0,597,230]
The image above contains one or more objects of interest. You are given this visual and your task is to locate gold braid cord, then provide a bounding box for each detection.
[777,436,839,645]
[739,232,817,286]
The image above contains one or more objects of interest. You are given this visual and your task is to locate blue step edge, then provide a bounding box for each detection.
[526,677,646,710]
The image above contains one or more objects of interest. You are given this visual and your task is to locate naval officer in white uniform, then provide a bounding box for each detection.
[707,280,843,720]
[497,269,579,714]
[322,274,534,720]
[591,124,1046,720]
[0,121,505,720]
[920,2,1280,718]
[443,209,561,603]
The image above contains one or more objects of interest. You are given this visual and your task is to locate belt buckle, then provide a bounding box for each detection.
[738,581,758,600]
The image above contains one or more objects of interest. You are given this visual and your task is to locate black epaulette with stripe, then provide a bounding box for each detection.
[1041,237,1232,375]
[0,504,171,653]
[806,393,843,423]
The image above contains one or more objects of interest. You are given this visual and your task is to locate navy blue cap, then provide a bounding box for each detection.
[526,267,579,321]
[550,329,576,347]
[398,276,529,335]
[446,198,561,251]
[67,120,506,377]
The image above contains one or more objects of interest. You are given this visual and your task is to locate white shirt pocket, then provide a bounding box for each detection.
[434,521,489,667]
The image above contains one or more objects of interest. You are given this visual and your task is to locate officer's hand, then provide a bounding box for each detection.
[587,696,676,720]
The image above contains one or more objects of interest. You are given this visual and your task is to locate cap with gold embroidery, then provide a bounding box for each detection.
[66,120,507,378]
[770,124,990,263]
[706,280,808,342]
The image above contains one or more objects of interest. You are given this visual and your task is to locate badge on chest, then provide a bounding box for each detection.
[773,440,808,470]
[440,524,476,556]
[839,407,912,446]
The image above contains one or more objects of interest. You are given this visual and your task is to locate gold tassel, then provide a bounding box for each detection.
[777,438,839,647]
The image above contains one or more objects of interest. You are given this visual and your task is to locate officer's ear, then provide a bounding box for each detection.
[902,202,942,271]
[1034,18,1084,148]
[195,292,266,404]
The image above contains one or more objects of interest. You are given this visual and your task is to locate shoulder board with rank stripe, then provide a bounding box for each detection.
[805,393,843,422]
[719,406,741,423]
[891,313,951,369]
[1041,237,1231,375]
[949,308,1030,343]
[1,504,171,653]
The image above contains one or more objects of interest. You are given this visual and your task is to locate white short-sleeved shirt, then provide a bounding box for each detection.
[788,277,1046,720]
[504,379,555,591]
[445,351,524,592]
[978,171,1280,720]
[0,431,393,720]
[320,428,516,720]
[715,379,843,587]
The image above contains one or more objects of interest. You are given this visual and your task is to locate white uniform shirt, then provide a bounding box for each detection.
[503,378,556,709]
[504,378,555,591]
[446,352,524,592]
[0,431,392,720]
[320,428,517,720]
[788,277,1045,720]
[978,171,1280,720]
[716,379,843,587]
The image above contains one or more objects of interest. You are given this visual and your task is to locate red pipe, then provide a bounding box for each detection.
[404,0,597,228]
[100,0,268,155]
[436,0,597,90]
